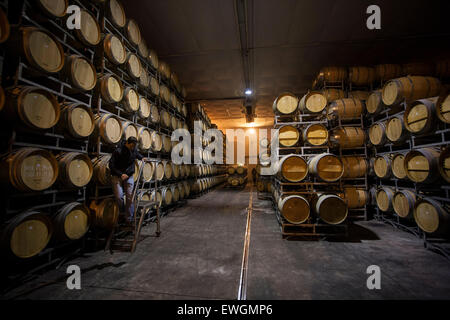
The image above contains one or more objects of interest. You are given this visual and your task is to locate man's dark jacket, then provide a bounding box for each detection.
[109,140,144,178]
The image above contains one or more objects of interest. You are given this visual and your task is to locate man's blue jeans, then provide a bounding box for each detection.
[111,175,135,222]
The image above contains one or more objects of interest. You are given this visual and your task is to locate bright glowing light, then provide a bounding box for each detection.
[248,128,256,134]
[245,89,253,96]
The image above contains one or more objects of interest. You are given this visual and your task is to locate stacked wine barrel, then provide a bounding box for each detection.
[362,63,450,238]
[227,166,249,188]
[0,0,197,261]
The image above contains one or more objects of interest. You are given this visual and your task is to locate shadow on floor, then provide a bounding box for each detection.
[284,223,380,243]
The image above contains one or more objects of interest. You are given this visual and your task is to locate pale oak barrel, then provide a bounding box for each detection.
[308,154,344,182]
[53,202,90,241]
[393,190,416,219]
[273,93,299,115]
[277,154,308,183]
[278,195,310,224]
[414,198,449,235]
[376,187,395,212]
[315,194,348,225]
[0,148,58,192]
[56,152,93,188]
[6,86,60,130]
[94,113,123,145]
[1,211,52,259]
[404,148,440,184]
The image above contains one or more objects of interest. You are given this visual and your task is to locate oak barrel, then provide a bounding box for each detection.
[343,187,369,209]
[308,154,344,182]
[89,199,119,229]
[6,86,61,130]
[319,67,347,83]
[37,0,68,18]
[98,74,124,104]
[348,66,375,86]
[140,161,154,183]
[104,33,126,65]
[414,198,449,235]
[374,155,392,179]
[126,52,142,79]
[278,195,310,224]
[366,90,386,116]
[327,98,365,120]
[273,93,299,115]
[228,167,236,175]
[148,49,159,69]
[436,89,450,124]
[107,0,126,28]
[74,9,101,47]
[122,121,138,140]
[92,155,111,186]
[303,124,328,146]
[53,202,90,241]
[438,148,450,183]
[404,97,438,135]
[347,91,370,101]
[137,127,152,151]
[277,154,308,183]
[122,87,140,113]
[151,131,163,152]
[171,185,180,203]
[15,27,65,74]
[0,148,58,192]
[139,69,150,89]
[126,19,141,46]
[299,91,327,114]
[150,189,163,208]
[162,135,172,153]
[138,97,151,119]
[154,162,165,181]
[1,211,52,259]
[376,187,395,212]
[369,122,387,146]
[64,55,97,91]
[138,40,149,59]
[236,166,248,175]
[386,115,409,144]
[160,109,171,128]
[393,190,416,219]
[315,194,348,225]
[331,127,366,149]
[391,153,408,180]
[279,125,300,147]
[404,148,440,184]
[382,76,441,106]
[375,64,403,81]
[94,113,123,145]
[341,156,368,178]
[322,88,346,102]
[163,161,173,180]
[161,187,173,207]
[56,152,93,188]
[149,103,160,124]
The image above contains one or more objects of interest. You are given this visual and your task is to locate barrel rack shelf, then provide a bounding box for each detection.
[369,99,450,259]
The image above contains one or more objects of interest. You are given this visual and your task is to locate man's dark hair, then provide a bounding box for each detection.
[127,137,138,145]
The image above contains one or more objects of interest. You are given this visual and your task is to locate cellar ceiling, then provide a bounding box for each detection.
[126,0,450,129]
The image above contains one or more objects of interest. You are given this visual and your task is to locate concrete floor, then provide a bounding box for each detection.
[2,187,450,300]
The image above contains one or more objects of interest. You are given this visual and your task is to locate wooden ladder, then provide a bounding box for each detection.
[105,161,161,254]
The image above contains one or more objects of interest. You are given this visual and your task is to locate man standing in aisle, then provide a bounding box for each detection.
[109,137,147,225]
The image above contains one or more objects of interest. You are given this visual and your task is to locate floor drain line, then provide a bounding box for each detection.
[237,186,253,300]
